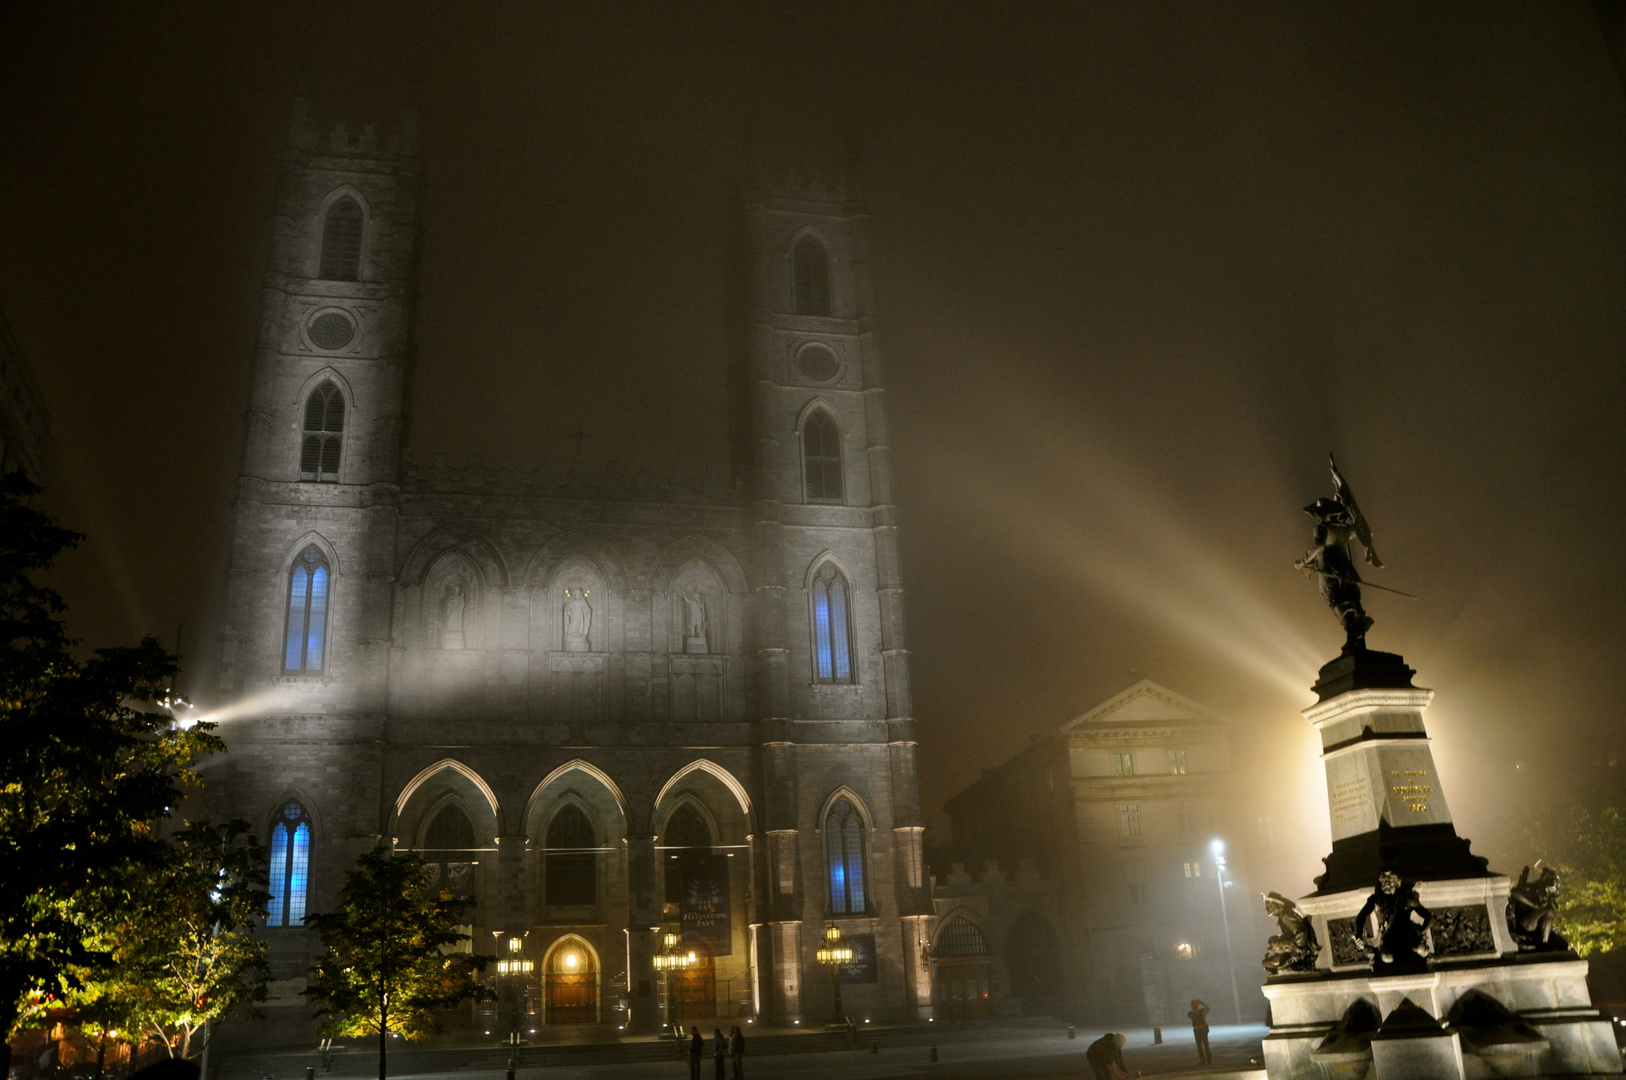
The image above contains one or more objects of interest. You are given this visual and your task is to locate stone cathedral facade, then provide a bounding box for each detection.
[203,103,933,1035]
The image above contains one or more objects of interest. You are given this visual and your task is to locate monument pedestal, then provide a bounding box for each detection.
[1262,648,1621,1079]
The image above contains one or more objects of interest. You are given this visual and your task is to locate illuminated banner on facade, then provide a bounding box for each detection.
[840,933,878,983]
[680,852,733,956]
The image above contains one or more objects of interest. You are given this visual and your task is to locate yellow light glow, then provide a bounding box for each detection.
[564,952,578,970]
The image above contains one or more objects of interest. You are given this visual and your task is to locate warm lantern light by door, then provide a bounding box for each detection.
[815,924,853,1024]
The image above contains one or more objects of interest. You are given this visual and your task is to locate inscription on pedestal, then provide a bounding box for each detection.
[1390,768,1431,814]
[1330,776,1372,834]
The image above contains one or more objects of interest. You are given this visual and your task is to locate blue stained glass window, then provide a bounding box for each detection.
[826,823,847,914]
[284,567,308,670]
[829,577,850,680]
[268,802,312,927]
[844,817,865,910]
[284,548,331,673]
[825,797,867,914]
[288,822,310,924]
[305,567,328,671]
[811,565,852,684]
[814,586,833,680]
[266,822,289,927]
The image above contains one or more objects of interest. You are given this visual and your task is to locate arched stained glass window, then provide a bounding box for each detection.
[300,381,344,482]
[793,235,831,317]
[284,546,331,673]
[662,803,712,906]
[825,797,867,914]
[802,410,842,503]
[267,801,312,927]
[811,563,852,684]
[425,803,476,851]
[318,197,364,281]
[545,803,598,906]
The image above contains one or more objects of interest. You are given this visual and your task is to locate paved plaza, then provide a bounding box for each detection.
[212,1023,1269,1080]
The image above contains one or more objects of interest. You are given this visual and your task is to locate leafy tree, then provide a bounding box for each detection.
[305,848,490,1080]
[74,820,271,1059]
[1555,805,1626,957]
[0,473,222,1076]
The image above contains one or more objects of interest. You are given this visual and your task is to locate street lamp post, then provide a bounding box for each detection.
[1211,840,1242,1024]
[814,924,853,1025]
[652,931,695,1034]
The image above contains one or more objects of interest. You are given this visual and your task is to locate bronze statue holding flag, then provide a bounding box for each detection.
[1295,455,1408,651]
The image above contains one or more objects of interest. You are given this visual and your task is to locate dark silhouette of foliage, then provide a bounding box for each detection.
[0,472,222,1077]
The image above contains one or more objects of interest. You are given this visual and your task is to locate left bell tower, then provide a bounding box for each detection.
[216,97,421,713]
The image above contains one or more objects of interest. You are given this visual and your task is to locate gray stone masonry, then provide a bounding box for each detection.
[205,105,933,1038]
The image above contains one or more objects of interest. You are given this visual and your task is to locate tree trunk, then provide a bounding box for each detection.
[378,1007,387,1080]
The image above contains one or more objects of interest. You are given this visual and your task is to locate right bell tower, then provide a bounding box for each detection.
[737,162,934,1022]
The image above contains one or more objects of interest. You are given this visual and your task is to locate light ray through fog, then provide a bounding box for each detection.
[186,686,300,728]
[919,390,1325,696]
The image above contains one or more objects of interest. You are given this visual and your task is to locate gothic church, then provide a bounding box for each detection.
[203,101,932,1034]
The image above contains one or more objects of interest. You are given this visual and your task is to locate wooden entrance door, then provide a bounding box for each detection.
[671,951,716,1020]
[937,960,991,1020]
[544,940,598,1024]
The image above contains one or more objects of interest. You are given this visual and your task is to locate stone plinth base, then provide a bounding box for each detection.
[1263,953,1620,1079]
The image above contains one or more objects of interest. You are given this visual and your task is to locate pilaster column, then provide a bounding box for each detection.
[494,834,528,931]
[769,920,804,1023]
[625,832,660,1031]
[902,915,935,1021]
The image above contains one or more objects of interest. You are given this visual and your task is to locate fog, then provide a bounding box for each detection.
[2,2,1623,895]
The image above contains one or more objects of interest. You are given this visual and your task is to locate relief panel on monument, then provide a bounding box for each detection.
[1429,904,1496,957]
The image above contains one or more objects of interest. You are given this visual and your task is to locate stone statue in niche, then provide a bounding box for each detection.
[1261,891,1321,974]
[1507,863,1568,952]
[1354,870,1433,973]
[682,589,708,653]
[440,581,467,649]
[563,586,593,652]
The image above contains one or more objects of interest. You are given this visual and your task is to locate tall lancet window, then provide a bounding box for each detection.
[267,801,313,926]
[801,410,843,503]
[793,235,831,316]
[545,804,598,906]
[811,563,853,683]
[300,381,344,482]
[825,797,867,914]
[318,196,364,280]
[284,546,331,673]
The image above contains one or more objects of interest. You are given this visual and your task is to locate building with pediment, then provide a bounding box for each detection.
[940,681,1265,1025]
[202,100,931,1037]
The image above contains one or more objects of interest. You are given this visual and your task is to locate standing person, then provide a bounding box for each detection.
[1083,1033,1140,1080]
[712,1029,727,1080]
[729,1026,745,1080]
[1188,999,1212,1065]
[688,1027,702,1080]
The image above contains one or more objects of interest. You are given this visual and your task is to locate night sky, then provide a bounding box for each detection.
[3,3,1624,894]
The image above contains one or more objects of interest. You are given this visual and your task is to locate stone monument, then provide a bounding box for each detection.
[1261,457,1620,1079]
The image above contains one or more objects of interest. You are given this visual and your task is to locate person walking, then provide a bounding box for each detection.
[687,1027,702,1080]
[1188,999,1212,1066]
[1083,1032,1140,1080]
[729,1026,745,1080]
